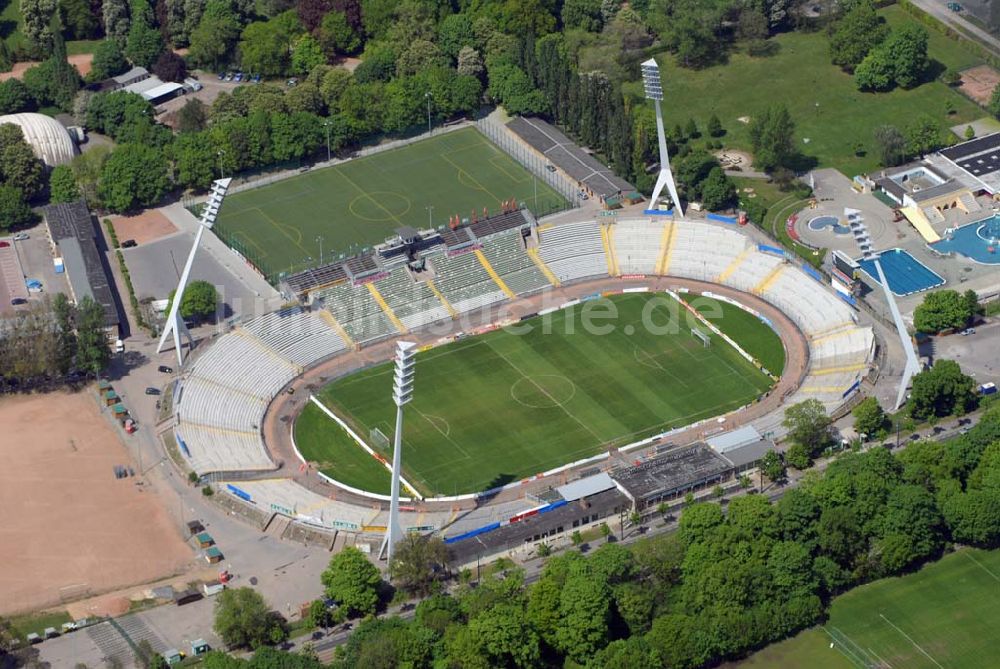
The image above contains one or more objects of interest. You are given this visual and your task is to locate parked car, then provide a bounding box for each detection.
[225,72,234,81]
[218,71,226,80]
[145,387,161,396]
[961,328,975,336]
[252,73,262,83]
[184,77,203,92]
[13,232,28,241]
[158,365,173,373]
[234,72,244,82]
[0,240,8,247]
[286,77,298,87]
[121,239,137,248]
[545,164,556,172]
[10,297,27,305]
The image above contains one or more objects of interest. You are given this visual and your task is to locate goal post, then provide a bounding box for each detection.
[691,328,711,348]
[370,427,390,453]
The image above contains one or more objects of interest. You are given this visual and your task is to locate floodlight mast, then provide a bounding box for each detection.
[157,178,232,367]
[641,59,683,217]
[382,341,416,562]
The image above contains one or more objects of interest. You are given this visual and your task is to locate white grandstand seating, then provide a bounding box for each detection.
[429,250,507,314]
[723,252,785,293]
[373,267,451,330]
[175,424,272,473]
[224,479,377,529]
[614,219,665,275]
[313,281,398,343]
[187,333,297,398]
[478,231,551,295]
[667,223,750,282]
[537,221,607,282]
[760,271,857,338]
[178,377,267,432]
[242,306,347,367]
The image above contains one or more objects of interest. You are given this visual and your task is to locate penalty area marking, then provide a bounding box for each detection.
[878,614,943,669]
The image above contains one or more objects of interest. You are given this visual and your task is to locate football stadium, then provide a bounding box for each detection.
[167,119,875,557]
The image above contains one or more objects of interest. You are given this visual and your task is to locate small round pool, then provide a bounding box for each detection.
[808,216,850,234]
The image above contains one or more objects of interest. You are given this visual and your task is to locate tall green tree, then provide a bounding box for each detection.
[0,124,46,200]
[909,359,978,419]
[852,396,887,438]
[389,535,450,598]
[212,587,286,650]
[318,10,361,58]
[829,0,888,71]
[0,186,37,231]
[321,546,382,617]
[749,104,795,172]
[88,40,129,82]
[783,399,832,459]
[22,0,58,54]
[914,289,975,333]
[74,295,111,375]
[166,279,217,320]
[125,0,165,68]
[98,143,170,212]
[49,164,80,203]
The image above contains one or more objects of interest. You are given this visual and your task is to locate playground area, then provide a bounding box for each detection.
[0,391,193,615]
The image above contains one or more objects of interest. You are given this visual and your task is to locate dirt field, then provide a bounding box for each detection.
[0,54,93,82]
[959,65,1000,105]
[0,390,194,615]
[109,210,178,246]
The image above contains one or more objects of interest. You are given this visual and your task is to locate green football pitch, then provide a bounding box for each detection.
[297,293,777,496]
[212,127,568,281]
[731,547,1000,669]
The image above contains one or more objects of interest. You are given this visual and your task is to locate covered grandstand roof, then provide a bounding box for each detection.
[506,116,634,198]
[611,443,731,503]
[0,113,77,166]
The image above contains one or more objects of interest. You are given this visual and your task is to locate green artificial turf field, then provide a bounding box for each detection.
[301,293,777,496]
[625,6,983,176]
[213,127,568,282]
[731,547,1000,668]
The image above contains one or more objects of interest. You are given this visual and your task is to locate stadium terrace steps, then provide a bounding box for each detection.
[427,280,459,318]
[667,224,749,282]
[716,246,754,283]
[752,263,788,295]
[600,223,619,276]
[526,246,560,287]
[233,328,303,374]
[317,309,355,348]
[366,282,408,334]
[657,220,677,275]
[429,249,507,314]
[374,268,452,330]
[614,219,664,275]
[241,307,348,367]
[474,249,517,299]
[537,220,607,282]
[313,281,398,344]
[478,231,551,295]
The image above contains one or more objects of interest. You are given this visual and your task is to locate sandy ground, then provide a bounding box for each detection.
[0,390,194,615]
[109,210,178,247]
[960,64,1000,105]
[0,54,92,82]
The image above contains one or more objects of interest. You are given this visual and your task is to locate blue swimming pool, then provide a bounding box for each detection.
[930,214,1000,264]
[857,249,945,296]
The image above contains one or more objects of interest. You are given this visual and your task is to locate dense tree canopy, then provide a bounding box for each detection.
[321,546,382,617]
[914,289,977,333]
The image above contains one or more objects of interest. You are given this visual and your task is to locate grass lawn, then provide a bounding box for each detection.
[294,402,392,495]
[628,9,982,176]
[731,177,825,268]
[303,293,776,496]
[732,547,1000,668]
[688,294,786,375]
[213,127,568,282]
[8,610,71,641]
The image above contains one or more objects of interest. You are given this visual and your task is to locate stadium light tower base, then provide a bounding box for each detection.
[157,178,231,368]
[381,340,417,563]
[642,58,683,218]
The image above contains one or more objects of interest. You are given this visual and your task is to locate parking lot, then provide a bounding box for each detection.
[927,320,1000,386]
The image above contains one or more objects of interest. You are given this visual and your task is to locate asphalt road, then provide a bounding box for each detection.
[908,0,1000,58]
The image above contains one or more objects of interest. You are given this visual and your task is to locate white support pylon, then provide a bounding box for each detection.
[642,59,683,218]
[381,340,416,563]
[157,178,231,367]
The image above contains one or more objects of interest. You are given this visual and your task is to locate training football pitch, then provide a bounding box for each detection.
[732,547,1000,669]
[297,293,777,496]
[212,127,568,280]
